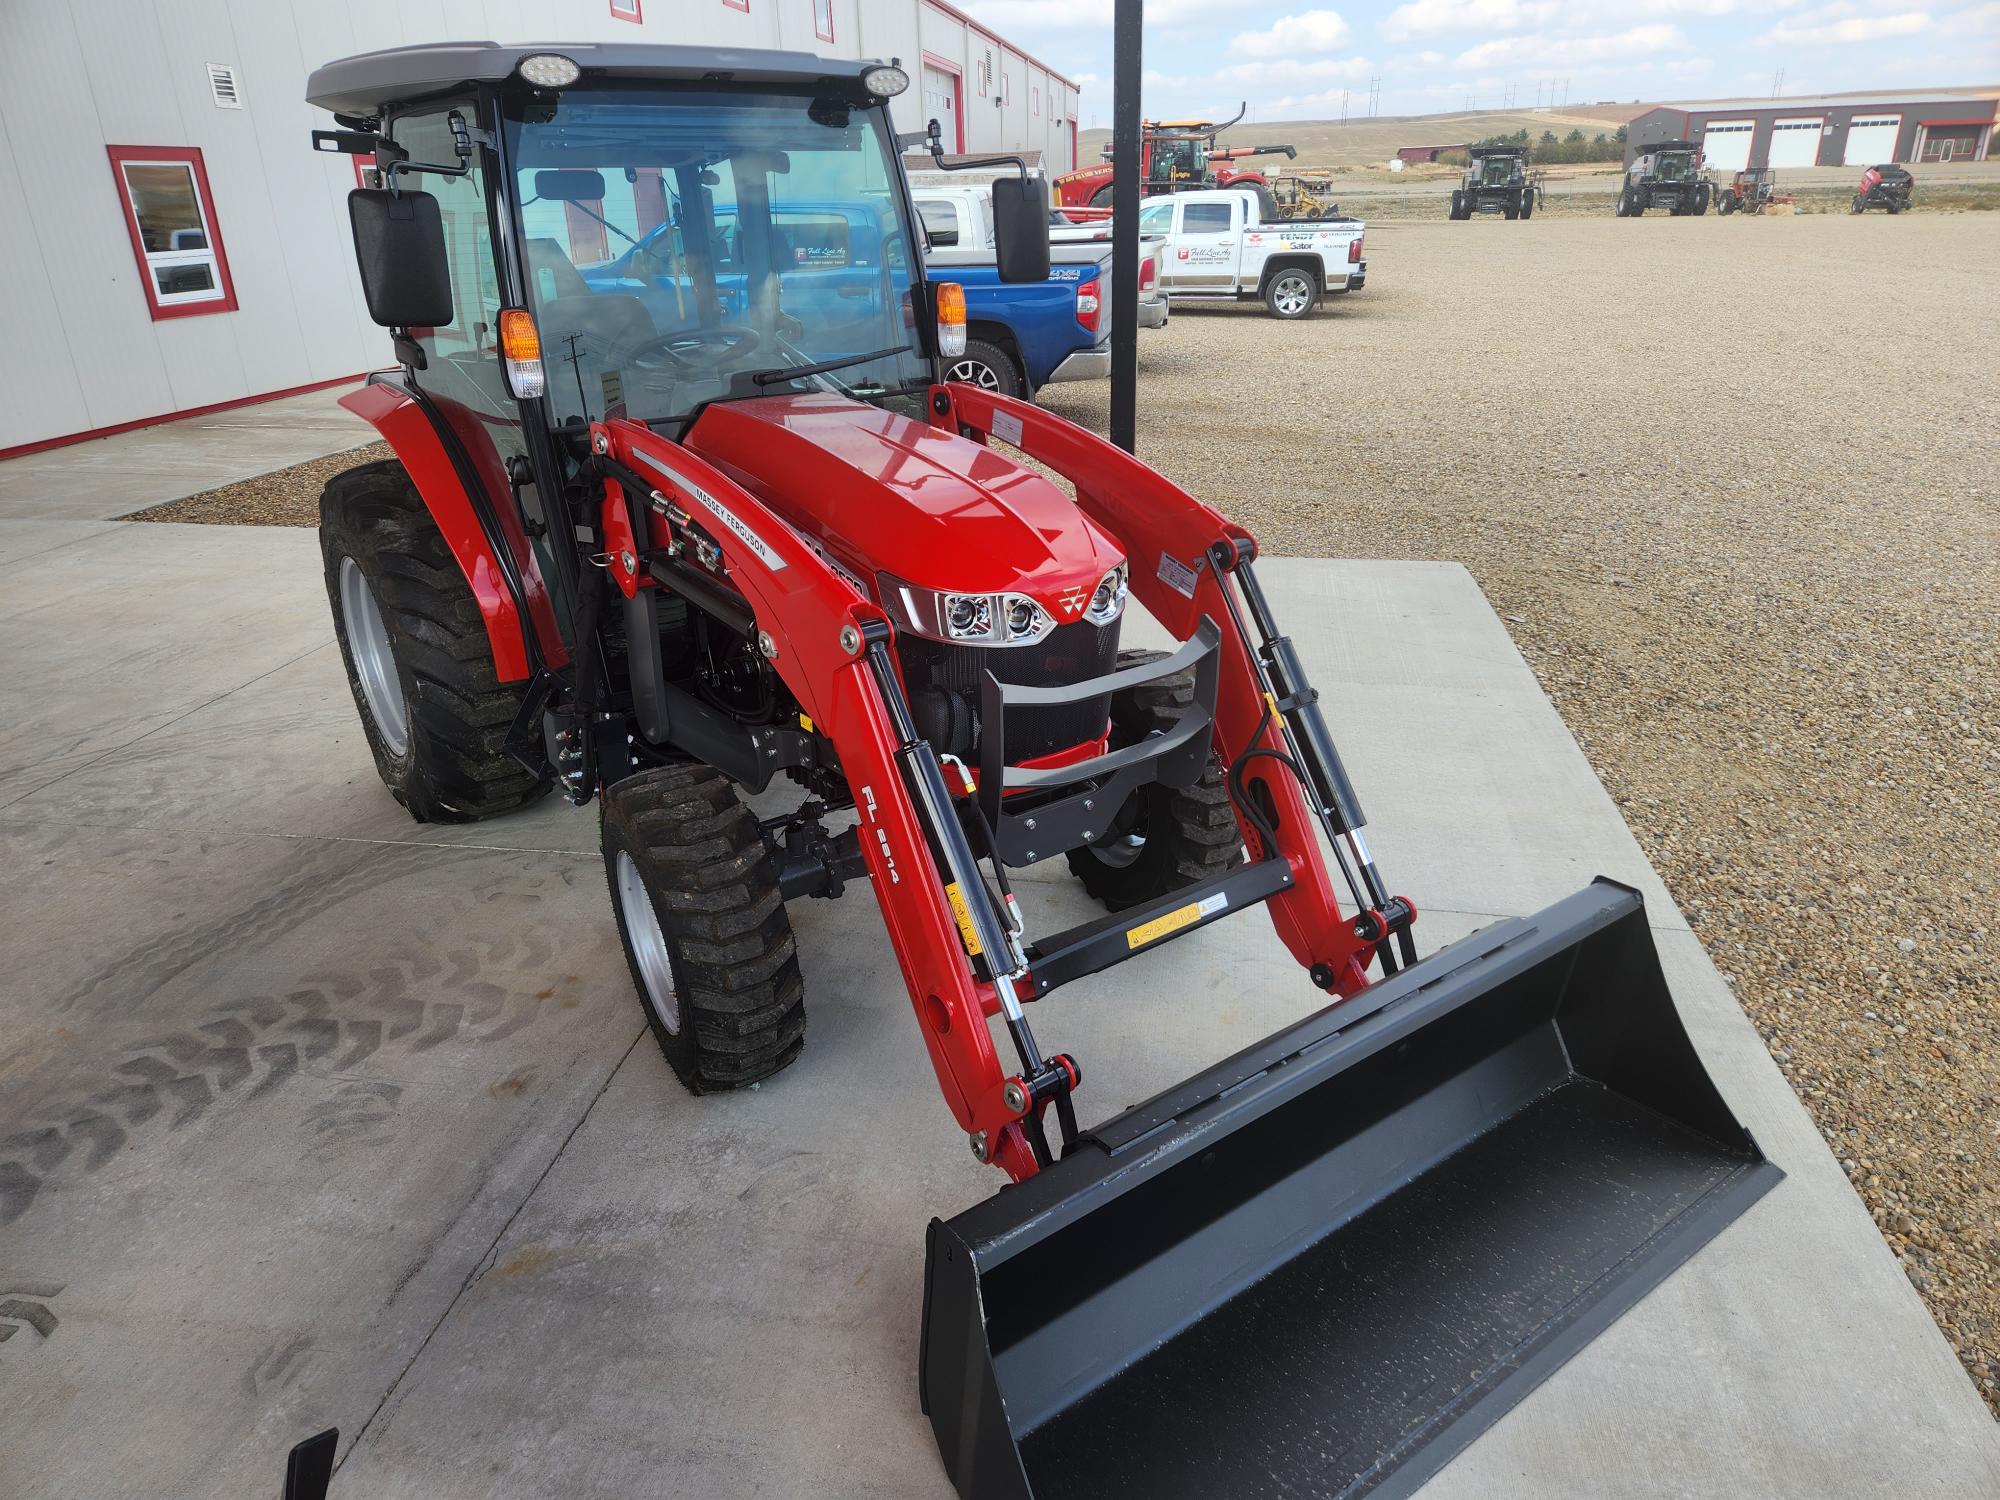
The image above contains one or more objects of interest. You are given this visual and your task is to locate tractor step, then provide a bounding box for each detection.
[1022,856,1294,1000]
[921,879,1780,1500]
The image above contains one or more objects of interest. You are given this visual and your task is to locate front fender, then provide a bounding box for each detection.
[339,379,566,683]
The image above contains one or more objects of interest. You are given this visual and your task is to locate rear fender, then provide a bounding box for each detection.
[338,380,565,682]
[933,384,1376,993]
[606,418,1040,1177]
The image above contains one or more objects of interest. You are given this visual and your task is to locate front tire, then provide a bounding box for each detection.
[319,460,548,823]
[1519,187,1534,220]
[602,765,806,1092]
[946,338,1026,399]
[1448,190,1465,220]
[1067,652,1244,911]
[1264,269,1317,319]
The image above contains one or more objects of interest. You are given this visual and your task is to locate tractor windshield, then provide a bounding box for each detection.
[1657,153,1689,181]
[503,85,927,431]
[1481,156,1514,186]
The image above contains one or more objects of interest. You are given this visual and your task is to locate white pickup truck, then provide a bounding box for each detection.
[908,177,1170,329]
[1136,188,1366,319]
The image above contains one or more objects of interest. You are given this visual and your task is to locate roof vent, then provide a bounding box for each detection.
[207,63,242,109]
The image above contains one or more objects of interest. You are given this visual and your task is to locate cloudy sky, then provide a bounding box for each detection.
[954,0,1999,125]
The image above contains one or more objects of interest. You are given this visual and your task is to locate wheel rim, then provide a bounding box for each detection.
[616,849,682,1035]
[1272,275,1311,315]
[945,358,1002,390]
[338,555,410,756]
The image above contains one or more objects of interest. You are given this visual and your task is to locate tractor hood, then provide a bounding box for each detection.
[683,394,1124,614]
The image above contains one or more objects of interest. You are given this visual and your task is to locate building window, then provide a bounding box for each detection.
[609,0,642,22]
[813,0,833,41]
[1032,86,1040,116]
[106,146,237,320]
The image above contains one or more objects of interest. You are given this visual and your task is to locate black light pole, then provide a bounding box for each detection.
[1109,0,1142,454]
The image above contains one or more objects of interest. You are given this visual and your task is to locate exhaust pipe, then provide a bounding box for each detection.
[921,880,1779,1500]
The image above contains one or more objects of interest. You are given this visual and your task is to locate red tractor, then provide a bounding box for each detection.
[294,40,1774,1500]
[1055,102,1297,218]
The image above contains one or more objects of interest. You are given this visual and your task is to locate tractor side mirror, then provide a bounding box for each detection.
[991,175,1050,285]
[347,188,453,329]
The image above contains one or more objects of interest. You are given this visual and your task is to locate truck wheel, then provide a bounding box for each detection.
[1448,190,1464,219]
[1502,201,1518,220]
[602,764,806,1092]
[1067,651,1244,911]
[1264,269,1317,319]
[1615,186,1631,216]
[1694,183,1711,215]
[319,460,548,824]
[1519,188,1534,220]
[946,339,1026,399]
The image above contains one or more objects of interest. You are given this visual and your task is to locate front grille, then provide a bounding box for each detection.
[898,618,1120,762]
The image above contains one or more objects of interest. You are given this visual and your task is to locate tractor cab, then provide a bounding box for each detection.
[1478,151,1521,186]
[310,43,1048,456]
[1654,148,1694,181]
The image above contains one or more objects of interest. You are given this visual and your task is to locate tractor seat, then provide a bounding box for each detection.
[537,292,664,420]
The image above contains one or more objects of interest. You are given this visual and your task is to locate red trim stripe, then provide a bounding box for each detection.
[0,373,368,462]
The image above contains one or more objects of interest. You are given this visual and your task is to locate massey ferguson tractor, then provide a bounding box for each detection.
[1448,144,1538,220]
[1055,103,1298,219]
[291,40,1776,1500]
[1617,140,1712,216]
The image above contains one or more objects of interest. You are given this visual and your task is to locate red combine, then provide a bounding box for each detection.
[288,39,1778,1500]
[1055,102,1297,218]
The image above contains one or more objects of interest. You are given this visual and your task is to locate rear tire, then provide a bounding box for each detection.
[1851,194,1865,214]
[319,460,548,824]
[1720,192,1738,215]
[1264,269,1317,319]
[1519,188,1534,220]
[1067,651,1244,911]
[946,338,1026,399]
[602,765,806,1092]
[1448,190,1465,220]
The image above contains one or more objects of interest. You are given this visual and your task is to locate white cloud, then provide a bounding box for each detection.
[1455,22,1689,66]
[1939,0,1998,29]
[1759,6,1931,39]
[1230,10,1352,57]
[1219,55,1377,84]
[1382,0,1557,41]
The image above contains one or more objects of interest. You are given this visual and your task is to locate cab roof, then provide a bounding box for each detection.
[306,40,880,119]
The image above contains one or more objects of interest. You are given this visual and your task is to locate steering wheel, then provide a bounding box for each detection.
[618,323,762,371]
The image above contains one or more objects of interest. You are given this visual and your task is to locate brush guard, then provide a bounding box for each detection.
[922,880,1781,1500]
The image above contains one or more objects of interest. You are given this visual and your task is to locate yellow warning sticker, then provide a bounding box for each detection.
[1125,891,1229,950]
[945,882,984,957]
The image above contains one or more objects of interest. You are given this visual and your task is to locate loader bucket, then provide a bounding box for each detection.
[920,879,1780,1500]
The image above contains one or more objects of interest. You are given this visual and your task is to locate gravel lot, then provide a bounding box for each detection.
[1041,211,2000,1409]
[129,212,1999,1406]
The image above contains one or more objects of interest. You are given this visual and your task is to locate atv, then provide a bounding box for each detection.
[1448,145,1538,220]
[1617,141,1712,216]
[295,40,1777,1500]
[1853,162,1914,213]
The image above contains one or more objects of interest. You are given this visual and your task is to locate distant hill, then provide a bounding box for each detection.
[1075,87,1998,171]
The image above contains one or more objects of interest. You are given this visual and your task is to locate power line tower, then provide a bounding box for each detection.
[1340,88,1349,125]
[1368,76,1381,117]
[1770,65,1785,98]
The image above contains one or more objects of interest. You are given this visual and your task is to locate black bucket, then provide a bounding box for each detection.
[920,879,1780,1500]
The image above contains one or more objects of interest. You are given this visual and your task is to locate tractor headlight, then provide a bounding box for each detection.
[517,53,581,89]
[861,65,910,99]
[1085,562,1128,625]
[880,575,1056,647]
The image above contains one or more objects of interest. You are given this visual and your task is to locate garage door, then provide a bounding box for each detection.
[923,64,961,151]
[1844,115,1901,165]
[1700,119,1755,171]
[1768,116,1824,168]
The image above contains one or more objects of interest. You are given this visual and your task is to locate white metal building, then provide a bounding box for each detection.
[0,1,1080,457]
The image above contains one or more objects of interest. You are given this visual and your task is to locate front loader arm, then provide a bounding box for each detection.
[931,385,1400,996]
[600,418,1046,1180]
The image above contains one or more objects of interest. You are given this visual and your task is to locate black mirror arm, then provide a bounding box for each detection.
[920,118,1030,183]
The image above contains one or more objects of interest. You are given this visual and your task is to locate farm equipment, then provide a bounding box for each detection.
[1717,166,1777,215]
[1617,141,1712,216]
[1448,145,1539,220]
[1853,163,1914,213]
[1055,102,1297,218]
[1269,168,1340,220]
[297,39,1779,1500]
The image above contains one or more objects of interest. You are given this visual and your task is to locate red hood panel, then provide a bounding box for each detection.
[683,395,1122,608]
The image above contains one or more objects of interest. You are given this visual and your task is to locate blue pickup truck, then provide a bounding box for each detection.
[578,198,1110,404]
[924,244,1113,399]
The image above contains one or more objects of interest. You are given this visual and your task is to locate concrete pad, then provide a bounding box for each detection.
[0,518,123,571]
[2,544,1994,1500]
[0,385,373,522]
